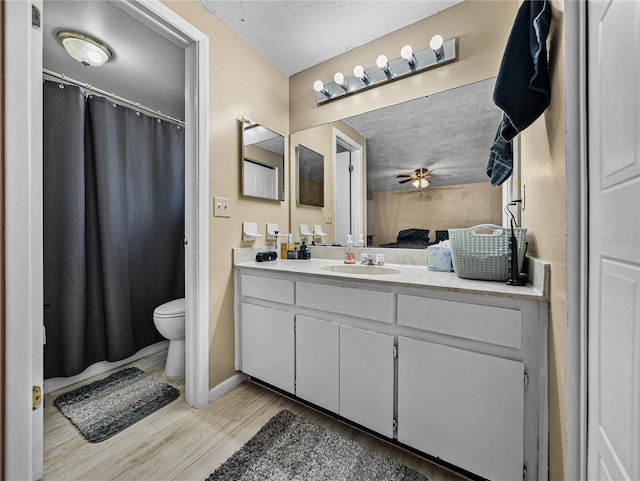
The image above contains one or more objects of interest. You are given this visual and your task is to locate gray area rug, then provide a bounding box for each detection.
[54,367,179,443]
[206,410,427,481]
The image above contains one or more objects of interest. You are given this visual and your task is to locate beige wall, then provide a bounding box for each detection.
[164,1,290,388]
[519,2,567,480]
[372,182,502,245]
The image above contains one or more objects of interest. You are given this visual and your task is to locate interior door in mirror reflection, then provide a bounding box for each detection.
[297,144,324,207]
[241,117,285,201]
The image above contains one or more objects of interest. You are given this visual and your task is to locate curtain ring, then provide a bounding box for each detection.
[58,83,65,90]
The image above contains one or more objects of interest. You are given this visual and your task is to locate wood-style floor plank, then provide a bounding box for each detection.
[44,352,469,481]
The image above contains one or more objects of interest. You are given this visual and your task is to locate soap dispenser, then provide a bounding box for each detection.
[344,235,356,264]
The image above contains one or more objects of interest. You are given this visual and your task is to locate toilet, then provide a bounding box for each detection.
[153,298,185,378]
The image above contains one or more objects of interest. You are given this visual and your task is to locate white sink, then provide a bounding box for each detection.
[321,264,402,275]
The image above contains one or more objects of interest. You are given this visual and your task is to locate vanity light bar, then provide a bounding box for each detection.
[313,35,457,105]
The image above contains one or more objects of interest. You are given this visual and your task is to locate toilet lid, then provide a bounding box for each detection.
[154,298,185,317]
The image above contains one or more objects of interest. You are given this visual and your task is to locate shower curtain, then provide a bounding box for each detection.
[43,80,185,379]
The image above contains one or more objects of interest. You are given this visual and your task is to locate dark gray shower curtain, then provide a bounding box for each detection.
[43,80,185,379]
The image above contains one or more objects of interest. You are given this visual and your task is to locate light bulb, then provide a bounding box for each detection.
[334,72,347,90]
[430,34,445,61]
[430,35,444,50]
[313,80,325,92]
[376,54,393,79]
[400,45,413,60]
[400,44,417,68]
[353,65,371,85]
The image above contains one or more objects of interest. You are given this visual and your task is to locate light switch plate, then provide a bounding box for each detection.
[214,196,230,217]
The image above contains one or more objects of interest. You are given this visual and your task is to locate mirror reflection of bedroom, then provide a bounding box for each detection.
[349,78,504,248]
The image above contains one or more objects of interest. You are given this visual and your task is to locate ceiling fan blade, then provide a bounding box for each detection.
[396,174,413,178]
[398,178,415,184]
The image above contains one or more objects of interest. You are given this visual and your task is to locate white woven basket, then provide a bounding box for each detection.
[448,224,527,281]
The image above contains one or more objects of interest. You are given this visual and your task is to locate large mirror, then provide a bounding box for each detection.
[297,144,325,207]
[242,117,285,201]
[290,78,510,246]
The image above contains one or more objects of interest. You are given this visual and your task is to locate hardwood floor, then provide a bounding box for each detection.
[44,351,470,481]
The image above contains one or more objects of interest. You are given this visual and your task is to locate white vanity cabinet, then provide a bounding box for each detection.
[295,315,339,412]
[238,274,296,393]
[339,325,394,437]
[235,265,548,481]
[397,337,524,481]
[241,303,295,394]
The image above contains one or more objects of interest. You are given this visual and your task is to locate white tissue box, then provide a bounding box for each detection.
[427,244,452,272]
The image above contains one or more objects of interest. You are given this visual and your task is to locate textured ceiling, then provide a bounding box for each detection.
[344,78,502,192]
[198,0,463,76]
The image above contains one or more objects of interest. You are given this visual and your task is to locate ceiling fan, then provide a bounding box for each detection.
[397,168,432,188]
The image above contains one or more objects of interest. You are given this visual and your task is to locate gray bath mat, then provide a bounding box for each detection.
[54,367,179,442]
[206,410,428,481]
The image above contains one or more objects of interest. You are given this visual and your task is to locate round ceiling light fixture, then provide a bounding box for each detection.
[56,30,113,67]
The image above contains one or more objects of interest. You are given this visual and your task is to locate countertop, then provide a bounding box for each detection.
[234,256,549,301]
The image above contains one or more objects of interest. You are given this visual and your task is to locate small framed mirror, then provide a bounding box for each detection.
[241,117,285,201]
[297,144,325,207]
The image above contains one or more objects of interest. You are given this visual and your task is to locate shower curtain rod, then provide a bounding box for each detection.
[43,68,185,127]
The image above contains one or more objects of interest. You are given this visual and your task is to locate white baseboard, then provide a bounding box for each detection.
[209,372,248,402]
[44,341,169,393]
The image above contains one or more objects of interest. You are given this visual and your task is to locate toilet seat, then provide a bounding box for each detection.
[154,298,185,318]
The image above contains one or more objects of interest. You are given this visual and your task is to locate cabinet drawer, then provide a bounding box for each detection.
[397,294,521,349]
[297,281,394,323]
[241,274,294,305]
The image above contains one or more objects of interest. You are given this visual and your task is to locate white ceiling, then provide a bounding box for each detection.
[43,0,185,119]
[198,0,463,76]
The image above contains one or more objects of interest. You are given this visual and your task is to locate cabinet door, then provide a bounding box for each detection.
[397,337,523,481]
[295,316,339,412]
[241,303,295,393]
[339,325,394,437]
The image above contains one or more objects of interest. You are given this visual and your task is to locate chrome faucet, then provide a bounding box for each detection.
[361,253,376,265]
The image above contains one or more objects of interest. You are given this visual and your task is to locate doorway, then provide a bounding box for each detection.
[334,129,364,245]
[4,1,210,479]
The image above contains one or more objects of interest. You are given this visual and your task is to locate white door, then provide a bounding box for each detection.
[339,325,394,437]
[588,1,640,479]
[335,150,352,244]
[295,316,339,412]
[334,130,364,245]
[241,303,295,393]
[4,2,45,479]
[397,337,523,481]
[243,160,277,199]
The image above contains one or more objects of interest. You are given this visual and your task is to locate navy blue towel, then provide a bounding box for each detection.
[487,0,552,186]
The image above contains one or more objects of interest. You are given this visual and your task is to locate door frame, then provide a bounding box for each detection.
[333,128,364,243]
[3,1,210,479]
[564,1,588,480]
